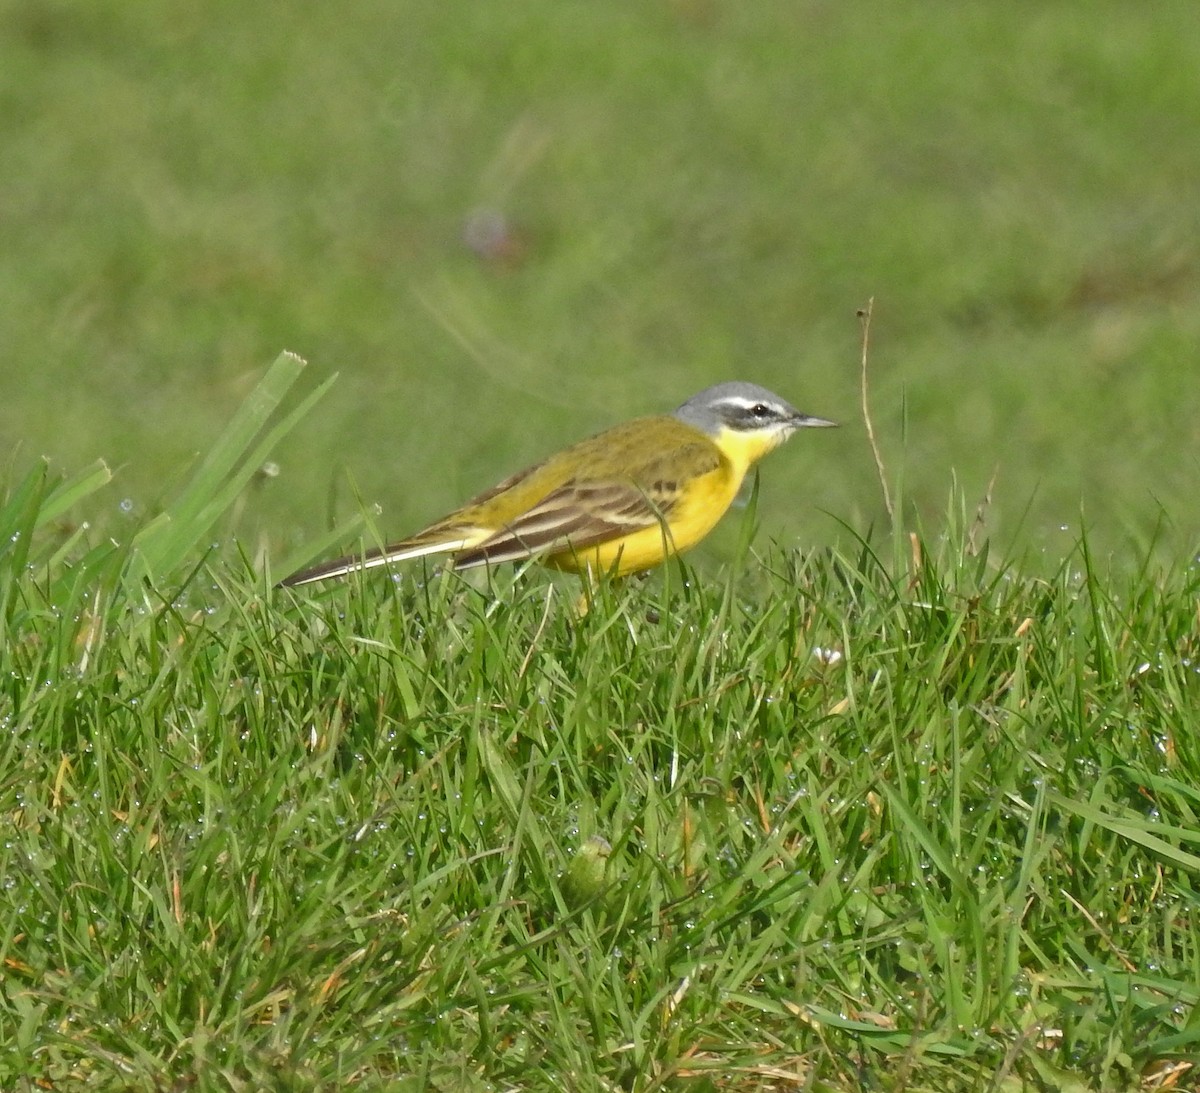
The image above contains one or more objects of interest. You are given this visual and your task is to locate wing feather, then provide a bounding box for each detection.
[452,477,681,569]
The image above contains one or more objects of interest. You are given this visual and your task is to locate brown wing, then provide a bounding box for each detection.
[451,465,707,570]
[435,424,721,567]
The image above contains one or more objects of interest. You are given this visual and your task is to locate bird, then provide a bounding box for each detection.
[279,381,836,589]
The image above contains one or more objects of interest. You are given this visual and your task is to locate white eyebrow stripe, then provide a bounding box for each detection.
[715,395,783,413]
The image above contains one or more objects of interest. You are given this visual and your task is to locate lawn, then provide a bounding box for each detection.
[2,357,1198,1090]
[2,2,1199,1089]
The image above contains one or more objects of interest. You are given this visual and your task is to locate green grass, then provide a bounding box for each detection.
[1,371,1198,1089]
[2,1,1199,558]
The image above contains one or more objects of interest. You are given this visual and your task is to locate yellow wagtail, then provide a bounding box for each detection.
[280,381,835,589]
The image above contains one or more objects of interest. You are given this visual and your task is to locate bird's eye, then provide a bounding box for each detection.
[751,403,770,418]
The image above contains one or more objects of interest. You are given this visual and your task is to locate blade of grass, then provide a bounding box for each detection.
[35,459,113,530]
[129,352,334,582]
[1049,791,1200,872]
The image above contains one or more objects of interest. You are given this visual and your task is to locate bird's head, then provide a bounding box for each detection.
[673,381,836,470]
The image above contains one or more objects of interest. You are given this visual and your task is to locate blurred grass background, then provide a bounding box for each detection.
[2,0,1198,562]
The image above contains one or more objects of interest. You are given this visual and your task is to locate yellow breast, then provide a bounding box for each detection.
[544,430,748,578]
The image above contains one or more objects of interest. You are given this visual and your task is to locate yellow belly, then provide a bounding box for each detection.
[543,463,742,578]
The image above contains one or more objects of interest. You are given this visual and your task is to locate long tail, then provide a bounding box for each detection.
[278,533,475,588]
